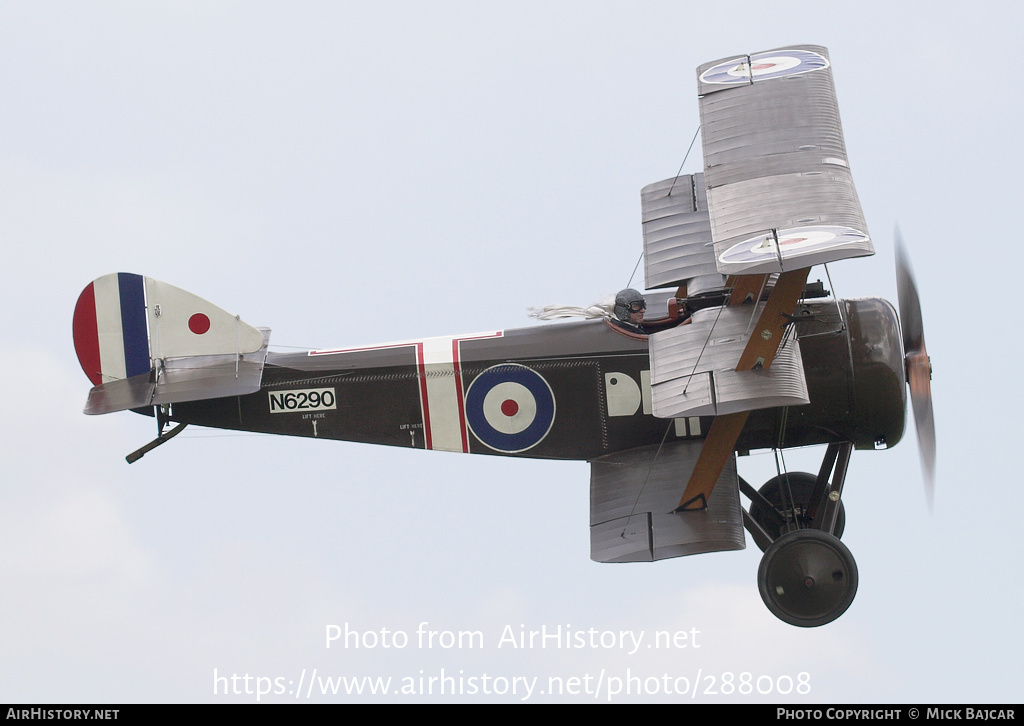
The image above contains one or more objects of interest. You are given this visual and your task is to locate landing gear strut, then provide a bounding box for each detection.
[749,471,846,544]
[741,442,857,627]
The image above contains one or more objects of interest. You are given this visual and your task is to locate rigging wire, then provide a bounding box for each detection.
[619,419,676,539]
[617,124,707,538]
[626,124,701,290]
[822,262,847,332]
[625,254,643,290]
[667,126,702,197]
[773,404,801,530]
[681,300,726,395]
[178,433,269,439]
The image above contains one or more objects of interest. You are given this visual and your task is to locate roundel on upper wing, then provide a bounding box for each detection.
[699,48,829,86]
[465,363,555,453]
[718,226,869,266]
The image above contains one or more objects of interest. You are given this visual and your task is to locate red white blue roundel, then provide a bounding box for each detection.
[700,49,829,86]
[465,364,555,453]
[718,226,869,266]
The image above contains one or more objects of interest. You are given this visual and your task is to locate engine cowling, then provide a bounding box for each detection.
[741,297,906,451]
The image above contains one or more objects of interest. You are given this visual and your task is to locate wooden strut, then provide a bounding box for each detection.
[675,267,810,511]
[725,274,768,306]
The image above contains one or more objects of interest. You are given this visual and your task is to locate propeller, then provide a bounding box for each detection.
[894,227,936,510]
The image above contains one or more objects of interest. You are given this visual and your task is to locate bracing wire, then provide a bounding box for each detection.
[617,124,706,536]
[681,301,726,395]
[619,419,676,538]
[773,405,800,530]
[822,263,847,332]
[626,125,701,290]
[667,126,702,197]
[625,254,643,290]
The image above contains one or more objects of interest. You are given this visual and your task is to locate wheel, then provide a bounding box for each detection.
[749,472,845,543]
[757,529,858,627]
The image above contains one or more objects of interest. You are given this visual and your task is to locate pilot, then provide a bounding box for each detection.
[611,288,647,334]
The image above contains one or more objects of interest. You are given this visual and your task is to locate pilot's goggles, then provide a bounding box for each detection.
[627,301,646,312]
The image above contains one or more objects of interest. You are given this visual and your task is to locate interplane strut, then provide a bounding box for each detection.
[675,267,810,511]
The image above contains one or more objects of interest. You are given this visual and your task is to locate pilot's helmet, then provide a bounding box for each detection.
[613,288,646,322]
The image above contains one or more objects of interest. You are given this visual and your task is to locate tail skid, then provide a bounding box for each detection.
[126,422,188,464]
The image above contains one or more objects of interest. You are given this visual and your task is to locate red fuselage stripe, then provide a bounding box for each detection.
[453,338,469,452]
[307,331,503,452]
[415,342,432,450]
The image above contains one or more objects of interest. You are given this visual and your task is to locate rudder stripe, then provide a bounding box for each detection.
[117,272,150,378]
[72,282,103,385]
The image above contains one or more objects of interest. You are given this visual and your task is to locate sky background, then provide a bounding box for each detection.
[2,1,1021,703]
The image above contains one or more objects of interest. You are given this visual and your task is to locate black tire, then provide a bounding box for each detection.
[757,529,858,627]
[749,472,845,543]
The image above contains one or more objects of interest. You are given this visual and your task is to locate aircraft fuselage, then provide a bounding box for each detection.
[168,297,906,459]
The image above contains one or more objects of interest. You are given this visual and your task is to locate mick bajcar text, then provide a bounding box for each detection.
[777,709,1014,720]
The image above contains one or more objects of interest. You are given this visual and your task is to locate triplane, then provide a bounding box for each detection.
[73,45,934,627]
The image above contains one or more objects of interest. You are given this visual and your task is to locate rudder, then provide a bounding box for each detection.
[73,273,270,414]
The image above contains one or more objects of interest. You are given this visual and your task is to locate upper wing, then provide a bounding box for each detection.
[641,45,872,290]
[698,45,872,275]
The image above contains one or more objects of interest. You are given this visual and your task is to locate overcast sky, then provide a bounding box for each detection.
[2,0,1021,703]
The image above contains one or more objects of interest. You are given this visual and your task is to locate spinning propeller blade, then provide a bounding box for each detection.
[894,228,936,509]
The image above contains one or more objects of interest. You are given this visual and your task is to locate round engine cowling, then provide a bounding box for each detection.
[740,297,906,451]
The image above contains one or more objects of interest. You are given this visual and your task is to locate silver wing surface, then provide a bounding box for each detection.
[643,44,869,420]
[590,440,745,562]
[698,44,873,275]
[649,304,809,418]
[641,173,721,295]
